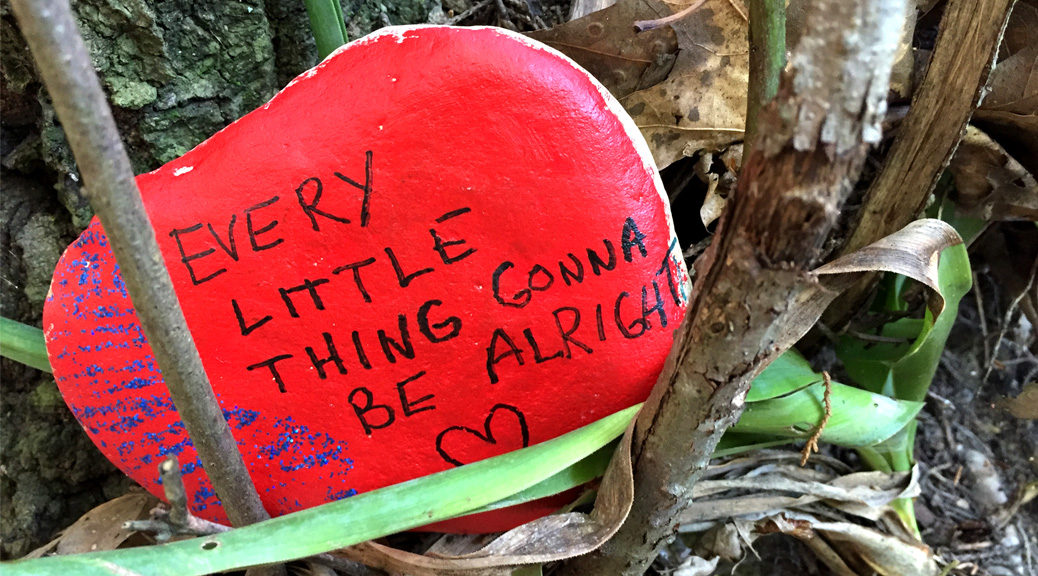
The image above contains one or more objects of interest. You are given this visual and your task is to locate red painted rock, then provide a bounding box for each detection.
[44,26,689,532]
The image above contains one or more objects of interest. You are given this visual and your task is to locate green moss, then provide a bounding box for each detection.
[107,77,159,109]
[140,101,225,164]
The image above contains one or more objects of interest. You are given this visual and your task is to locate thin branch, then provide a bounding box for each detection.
[633,0,706,31]
[10,0,270,529]
[125,456,233,542]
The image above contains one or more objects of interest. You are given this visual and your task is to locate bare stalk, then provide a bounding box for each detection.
[746,0,786,144]
[10,0,270,529]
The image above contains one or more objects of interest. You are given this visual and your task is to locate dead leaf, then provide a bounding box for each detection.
[621,0,748,169]
[330,416,637,575]
[761,513,938,576]
[810,519,937,576]
[527,0,679,100]
[1001,0,1038,57]
[678,460,918,529]
[949,126,1038,221]
[813,219,963,318]
[54,492,158,555]
[1002,382,1038,419]
[974,37,1038,173]
[983,42,1038,113]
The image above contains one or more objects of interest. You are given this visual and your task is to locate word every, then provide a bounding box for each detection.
[168,151,375,285]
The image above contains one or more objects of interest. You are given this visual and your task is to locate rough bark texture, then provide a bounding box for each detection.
[557,0,907,573]
[822,0,1016,328]
[0,0,427,557]
[12,0,272,531]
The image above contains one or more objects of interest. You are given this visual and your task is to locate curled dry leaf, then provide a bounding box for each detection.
[949,126,1038,221]
[762,513,938,576]
[527,0,679,100]
[812,219,963,318]
[331,417,636,575]
[1002,382,1038,419]
[678,460,919,530]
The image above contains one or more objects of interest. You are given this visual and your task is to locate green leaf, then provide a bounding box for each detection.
[745,349,819,402]
[737,378,923,447]
[473,441,618,514]
[303,0,349,59]
[838,243,972,402]
[740,348,923,448]
[2,405,638,576]
[0,316,51,373]
[837,240,971,537]
[513,564,544,576]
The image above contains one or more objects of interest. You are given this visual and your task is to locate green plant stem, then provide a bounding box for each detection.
[2,405,637,576]
[304,0,349,59]
[9,0,270,529]
[891,497,920,538]
[0,317,51,373]
[746,0,786,144]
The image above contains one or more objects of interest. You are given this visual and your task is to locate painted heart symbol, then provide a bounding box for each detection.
[436,404,530,467]
[44,25,689,532]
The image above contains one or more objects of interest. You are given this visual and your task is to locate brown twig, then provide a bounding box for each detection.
[983,256,1038,384]
[633,0,707,31]
[9,0,270,529]
[800,371,833,466]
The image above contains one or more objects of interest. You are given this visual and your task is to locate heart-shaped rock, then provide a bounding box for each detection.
[44,25,689,532]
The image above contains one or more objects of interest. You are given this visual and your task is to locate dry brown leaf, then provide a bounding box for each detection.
[975,39,1038,173]
[622,0,748,169]
[678,462,918,530]
[765,513,938,576]
[813,219,963,318]
[766,219,965,351]
[1002,382,1038,419]
[983,42,1038,113]
[52,492,158,556]
[949,126,1038,221]
[810,520,937,576]
[527,0,679,100]
[330,416,636,575]
[1001,0,1038,56]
